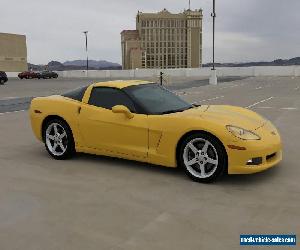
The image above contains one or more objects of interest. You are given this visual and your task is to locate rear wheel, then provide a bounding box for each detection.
[0,79,4,85]
[179,132,227,183]
[43,119,75,160]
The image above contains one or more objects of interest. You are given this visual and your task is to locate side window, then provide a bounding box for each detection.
[62,86,88,102]
[88,87,136,112]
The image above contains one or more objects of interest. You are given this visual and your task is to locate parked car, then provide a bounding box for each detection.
[18,71,40,79]
[39,71,58,79]
[30,80,282,183]
[0,71,8,84]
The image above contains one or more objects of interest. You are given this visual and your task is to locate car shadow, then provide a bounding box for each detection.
[74,152,186,179]
[73,153,281,186]
[219,164,282,186]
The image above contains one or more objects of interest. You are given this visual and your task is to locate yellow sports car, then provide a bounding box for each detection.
[30,80,282,183]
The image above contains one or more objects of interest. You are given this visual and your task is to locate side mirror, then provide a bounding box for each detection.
[112,105,134,119]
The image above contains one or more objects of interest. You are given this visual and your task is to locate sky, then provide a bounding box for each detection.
[1,0,300,64]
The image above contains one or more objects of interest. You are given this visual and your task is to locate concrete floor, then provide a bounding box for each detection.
[0,76,299,249]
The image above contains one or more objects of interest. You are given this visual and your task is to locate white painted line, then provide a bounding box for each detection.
[0,110,26,116]
[256,106,273,109]
[219,84,238,90]
[246,97,274,109]
[255,86,262,90]
[280,107,298,110]
[0,97,19,101]
[254,107,298,111]
[184,91,203,95]
[197,96,225,103]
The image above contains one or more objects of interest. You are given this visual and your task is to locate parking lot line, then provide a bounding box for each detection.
[0,110,26,115]
[245,97,274,109]
[0,97,19,101]
[219,84,238,90]
[280,107,298,110]
[196,96,225,103]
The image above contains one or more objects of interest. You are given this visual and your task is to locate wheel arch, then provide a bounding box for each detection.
[176,130,228,168]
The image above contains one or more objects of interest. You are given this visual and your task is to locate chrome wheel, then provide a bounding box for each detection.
[183,138,219,179]
[45,123,68,156]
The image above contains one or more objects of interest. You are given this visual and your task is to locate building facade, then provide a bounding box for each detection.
[121,8,203,70]
[0,32,28,72]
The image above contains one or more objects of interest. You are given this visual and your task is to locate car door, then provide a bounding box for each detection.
[78,87,148,159]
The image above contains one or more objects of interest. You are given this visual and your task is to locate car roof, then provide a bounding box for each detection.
[92,80,153,89]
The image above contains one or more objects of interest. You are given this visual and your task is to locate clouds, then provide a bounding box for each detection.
[1,0,299,64]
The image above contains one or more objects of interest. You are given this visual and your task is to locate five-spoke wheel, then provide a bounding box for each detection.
[179,132,227,183]
[43,119,75,159]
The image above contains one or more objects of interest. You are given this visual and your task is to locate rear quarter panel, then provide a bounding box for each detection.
[30,96,82,145]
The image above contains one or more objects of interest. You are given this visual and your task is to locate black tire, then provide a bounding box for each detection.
[0,79,4,85]
[43,118,75,160]
[178,132,227,183]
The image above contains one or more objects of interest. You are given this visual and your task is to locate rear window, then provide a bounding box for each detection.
[62,86,88,102]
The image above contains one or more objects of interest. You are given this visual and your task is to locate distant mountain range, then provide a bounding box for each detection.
[203,57,300,67]
[28,60,122,71]
[28,57,300,71]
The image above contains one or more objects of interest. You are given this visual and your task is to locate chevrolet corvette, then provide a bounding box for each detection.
[30,80,282,183]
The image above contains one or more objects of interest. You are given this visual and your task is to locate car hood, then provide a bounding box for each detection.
[176,105,266,131]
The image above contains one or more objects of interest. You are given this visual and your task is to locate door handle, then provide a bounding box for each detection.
[78,106,82,114]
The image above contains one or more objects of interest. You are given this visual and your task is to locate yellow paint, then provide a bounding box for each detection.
[30,80,282,174]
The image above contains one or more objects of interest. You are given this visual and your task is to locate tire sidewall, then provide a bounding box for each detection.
[179,132,227,183]
[43,119,75,160]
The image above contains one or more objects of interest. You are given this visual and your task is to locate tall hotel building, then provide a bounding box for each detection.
[121,8,203,69]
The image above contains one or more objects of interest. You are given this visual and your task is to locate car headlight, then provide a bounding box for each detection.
[226,125,261,140]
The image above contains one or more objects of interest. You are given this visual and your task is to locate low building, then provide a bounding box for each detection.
[0,32,28,72]
[121,8,203,69]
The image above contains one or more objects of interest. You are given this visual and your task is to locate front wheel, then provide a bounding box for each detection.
[43,119,75,160]
[178,132,227,183]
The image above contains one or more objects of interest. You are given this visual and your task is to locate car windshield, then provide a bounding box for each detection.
[124,83,194,115]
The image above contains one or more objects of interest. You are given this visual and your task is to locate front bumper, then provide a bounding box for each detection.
[227,122,282,174]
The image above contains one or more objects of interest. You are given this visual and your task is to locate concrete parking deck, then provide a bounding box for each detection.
[0,76,299,250]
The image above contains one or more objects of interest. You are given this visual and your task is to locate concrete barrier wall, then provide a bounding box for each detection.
[295,67,300,77]
[218,67,255,77]
[253,66,296,77]
[185,68,211,77]
[134,69,158,78]
[6,72,19,77]
[70,66,294,79]
[6,66,300,79]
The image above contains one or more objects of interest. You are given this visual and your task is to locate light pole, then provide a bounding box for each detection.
[212,0,216,70]
[209,0,218,85]
[83,31,89,73]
